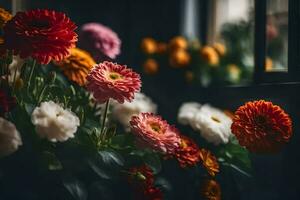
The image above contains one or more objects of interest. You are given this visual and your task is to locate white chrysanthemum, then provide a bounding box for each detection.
[177,102,202,125]
[111,93,157,131]
[191,104,232,145]
[31,101,80,142]
[0,117,22,157]
[8,56,25,84]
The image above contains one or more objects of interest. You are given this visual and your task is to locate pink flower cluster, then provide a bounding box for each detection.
[130,113,181,155]
[79,23,121,61]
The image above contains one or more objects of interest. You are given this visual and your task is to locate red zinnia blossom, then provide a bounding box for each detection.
[3,9,77,64]
[173,135,200,168]
[130,113,180,155]
[231,100,293,153]
[127,165,163,200]
[86,61,141,104]
[0,89,16,114]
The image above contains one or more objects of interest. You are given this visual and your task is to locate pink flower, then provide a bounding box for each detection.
[130,113,181,154]
[79,23,121,61]
[86,61,141,104]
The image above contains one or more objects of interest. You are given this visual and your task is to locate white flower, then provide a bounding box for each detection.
[0,117,22,157]
[111,93,157,131]
[191,104,232,145]
[31,101,80,142]
[8,56,25,84]
[177,102,202,125]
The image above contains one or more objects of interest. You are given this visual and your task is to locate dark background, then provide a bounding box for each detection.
[1,0,300,199]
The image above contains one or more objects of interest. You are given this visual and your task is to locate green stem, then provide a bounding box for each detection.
[27,60,36,93]
[37,84,48,104]
[11,63,20,94]
[100,99,110,135]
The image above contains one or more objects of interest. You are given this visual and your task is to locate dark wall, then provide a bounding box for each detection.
[11,1,300,200]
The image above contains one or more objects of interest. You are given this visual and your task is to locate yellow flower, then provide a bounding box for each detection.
[199,148,219,176]
[169,36,188,51]
[0,7,12,29]
[200,46,219,66]
[200,179,221,200]
[143,58,159,75]
[265,57,273,71]
[213,43,226,56]
[169,49,190,68]
[141,38,157,54]
[54,48,96,86]
[227,64,241,82]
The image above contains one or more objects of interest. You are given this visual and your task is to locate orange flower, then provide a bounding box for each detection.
[213,43,226,56]
[199,149,219,176]
[265,57,273,71]
[174,135,200,167]
[231,100,293,153]
[169,49,190,68]
[200,179,221,200]
[141,38,157,54]
[169,36,188,51]
[143,59,159,75]
[55,48,96,86]
[0,7,12,29]
[201,46,219,66]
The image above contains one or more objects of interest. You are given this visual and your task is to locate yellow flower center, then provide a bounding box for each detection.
[211,116,221,123]
[150,123,161,132]
[108,72,122,81]
[180,139,188,148]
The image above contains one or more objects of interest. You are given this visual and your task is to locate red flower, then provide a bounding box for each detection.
[3,9,77,64]
[231,100,293,153]
[0,89,15,114]
[139,187,163,200]
[130,113,180,155]
[174,135,200,167]
[86,61,141,103]
[127,165,163,200]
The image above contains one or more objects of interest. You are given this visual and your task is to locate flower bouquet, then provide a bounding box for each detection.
[0,7,294,200]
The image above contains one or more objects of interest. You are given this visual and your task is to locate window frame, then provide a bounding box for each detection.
[254,0,300,84]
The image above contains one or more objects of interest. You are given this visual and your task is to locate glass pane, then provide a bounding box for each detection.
[207,0,255,85]
[265,0,288,72]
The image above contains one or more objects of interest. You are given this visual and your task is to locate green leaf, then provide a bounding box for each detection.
[110,134,134,149]
[41,151,63,171]
[98,150,124,167]
[63,176,87,200]
[143,153,162,174]
[87,150,124,179]
[87,159,111,179]
[220,136,252,174]
[24,103,35,115]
